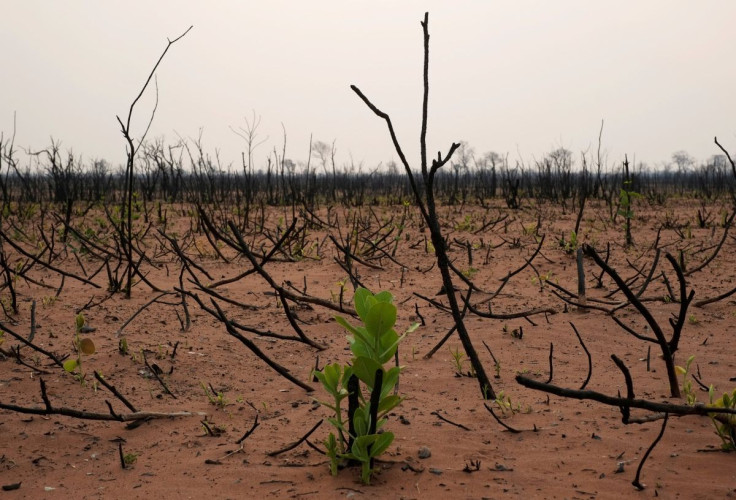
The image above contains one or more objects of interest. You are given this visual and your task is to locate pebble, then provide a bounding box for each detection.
[418,446,431,459]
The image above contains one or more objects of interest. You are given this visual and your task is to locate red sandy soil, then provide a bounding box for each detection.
[1,199,735,499]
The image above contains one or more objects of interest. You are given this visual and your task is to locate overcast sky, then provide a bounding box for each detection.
[2,1,735,171]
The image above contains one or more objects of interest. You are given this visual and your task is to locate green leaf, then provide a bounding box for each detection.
[335,316,360,337]
[378,329,400,364]
[354,288,373,321]
[312,370,327,385]
[377,394,403,415]
[369,431,394,457]
[404,322,420,335]
[365,302,396,338]
[380,366,402,400]
[323,363,341,391]
[350,434,375,462]
[374,290,393,304]
[375,416,388,430]
[348,332,374,359]
[352,357,382,389]
[63,359,79,373]
[353,407,371,437]
[341,366,354,386]
[336,317,371,347]
[75,313,85,333]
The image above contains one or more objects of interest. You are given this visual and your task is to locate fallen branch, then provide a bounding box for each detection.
[0,378,201,422]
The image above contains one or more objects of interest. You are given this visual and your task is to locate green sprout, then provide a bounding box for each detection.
[313,287,417,484]
[201,382,228,409]
[63,313,96,384]
[449,346,465,375]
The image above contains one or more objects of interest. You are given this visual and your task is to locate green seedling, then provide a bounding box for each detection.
[678,355,736,449]
[118,338,129,355]
[522,223,537,236]
[313,287,417,484]
[494,390,521,415]
[449,345,476,378]
[618,180,640,219]
[201,382,228,408]
[123,453,138,466]
[425,239,435,255]
[156,344,167,360]
[709,388,736,450]
[504,325,522,339]
[455,214,475,232]
[676,355,697,405]
[449,346,465,375]
[462,267,479,279]
[63,313,96,384]
[330,278,349,304]
[688,314,699,325]
[559,230,579,254]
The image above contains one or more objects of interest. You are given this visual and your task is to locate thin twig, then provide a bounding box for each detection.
[267,419,323,456]
[632,413,669,490]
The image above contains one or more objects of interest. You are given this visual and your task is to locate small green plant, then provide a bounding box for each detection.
[155,344,167,360]
[330,278,349,303]
[63,313,96,384]
[118,338,129,355]
[618,180,640,218]
[461,267,479,279]
[559,230,579,254]
[455,214,475,232]
[313,287,417,484]
[123,452,138,466]
[449,345,465,375]
[449,345,476,377]
[676,354,697,405]
[201,382,228,408]
[501,323,523,338]
[522,223,537,236]
[688,314,699,325]
[678,355,736,450]
[709,388,736,450]
[425,239,435,255]
[494,390,520,415]
[531,271,554,289]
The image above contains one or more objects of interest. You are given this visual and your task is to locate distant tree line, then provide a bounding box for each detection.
[1,135,734,211]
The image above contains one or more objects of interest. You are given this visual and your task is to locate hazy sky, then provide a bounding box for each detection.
[2,1,735,171]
